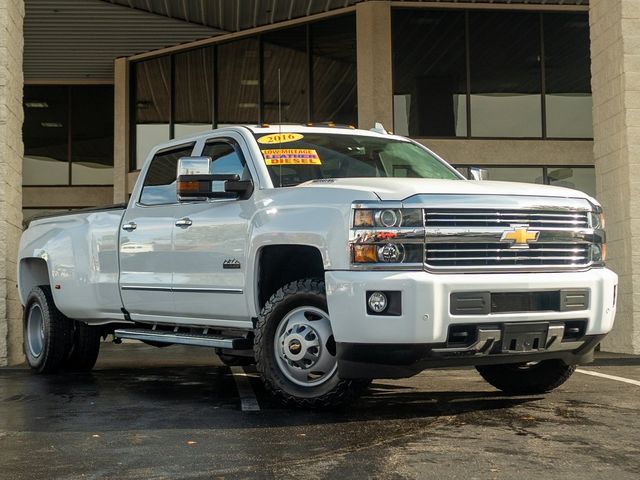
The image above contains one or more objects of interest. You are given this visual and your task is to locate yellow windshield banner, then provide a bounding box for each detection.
[257,133,304,144]
[262,149,322,166]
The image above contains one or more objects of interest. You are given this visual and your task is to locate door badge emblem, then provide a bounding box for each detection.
[223,259,241,269]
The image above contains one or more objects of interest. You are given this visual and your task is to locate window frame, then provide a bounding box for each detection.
[453,163,595,193]
[390,9,593,141]
[129,13,358,172]
[22,84,115,187]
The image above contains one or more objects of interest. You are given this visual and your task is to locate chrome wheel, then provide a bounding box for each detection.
[274,306,337,387]
[27,304,45,358]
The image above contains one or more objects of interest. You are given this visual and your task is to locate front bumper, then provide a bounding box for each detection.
[337,335,605,379]
[325,268,617,378]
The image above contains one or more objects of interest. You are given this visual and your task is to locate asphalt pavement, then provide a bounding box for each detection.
[1,343,639,480]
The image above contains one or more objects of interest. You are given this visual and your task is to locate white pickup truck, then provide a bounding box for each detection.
[18,125,617,407]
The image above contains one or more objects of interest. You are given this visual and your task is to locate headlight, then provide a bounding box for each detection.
[351,208,423,267]
[353,208,422,228]
[378,243,405,263]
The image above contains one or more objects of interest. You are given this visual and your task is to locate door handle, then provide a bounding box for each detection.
[175,218,193,228]
[122,221,137,232]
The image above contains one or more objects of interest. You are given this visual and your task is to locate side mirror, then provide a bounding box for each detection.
[469,167,488,181]
[176,156,254,201]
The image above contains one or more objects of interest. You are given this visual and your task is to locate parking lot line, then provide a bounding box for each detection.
[230,366,261,411]
[576,368,640,387]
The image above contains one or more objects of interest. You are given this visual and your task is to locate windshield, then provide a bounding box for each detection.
[253,132,461,187]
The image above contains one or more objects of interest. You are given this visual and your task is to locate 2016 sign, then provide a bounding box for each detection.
[257,133,304,144]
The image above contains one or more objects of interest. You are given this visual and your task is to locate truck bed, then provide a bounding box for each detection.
[19,204,128,323]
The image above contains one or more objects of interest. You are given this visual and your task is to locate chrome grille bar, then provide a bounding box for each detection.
[425,209,590,229]
[423,206,595,271]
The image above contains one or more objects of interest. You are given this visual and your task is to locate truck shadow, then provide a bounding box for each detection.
[0,365,539,433]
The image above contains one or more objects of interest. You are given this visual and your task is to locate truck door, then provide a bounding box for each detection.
[119,143,195,321]
[171,137,252,326]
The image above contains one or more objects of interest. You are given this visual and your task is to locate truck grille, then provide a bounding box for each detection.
[426,243,591,268]
[424,209,593,271]
[425,209,589,229]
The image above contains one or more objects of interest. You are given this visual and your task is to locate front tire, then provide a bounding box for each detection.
[476,360,576,394]
[254,278,367,408]
[23,286,73,374]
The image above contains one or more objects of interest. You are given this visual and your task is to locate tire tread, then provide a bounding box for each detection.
[476,360,576,394]
[24,285,73,374]
[64,322,101,372]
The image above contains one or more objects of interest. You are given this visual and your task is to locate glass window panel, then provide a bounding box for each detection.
[71,85,114,185]
[203,141,248,178]
[469,12,542,138]
[134,57,171,169]
[392,10,467,137]
[544,13,593,138]
[139,144,194,206]
[548,167,595,197]
[217,39,260,126]
[175,47,214,138]
[311,15,357,126]
[482,167,545,184]
[23,86,69,185]
[263,26,308,124]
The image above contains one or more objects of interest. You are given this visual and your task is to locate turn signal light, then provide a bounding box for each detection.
[177,180,200,193]
[352,245,377,263]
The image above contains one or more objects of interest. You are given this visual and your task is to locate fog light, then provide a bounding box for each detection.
[368,291,388,313]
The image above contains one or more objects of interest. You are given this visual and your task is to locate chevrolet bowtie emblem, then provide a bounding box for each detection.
[500,226,540,248]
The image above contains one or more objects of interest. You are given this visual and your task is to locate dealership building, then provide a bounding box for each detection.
[0,0,638,365]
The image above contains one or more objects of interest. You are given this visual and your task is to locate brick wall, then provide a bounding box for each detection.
[0,0,24,366]
[591,0,640,353]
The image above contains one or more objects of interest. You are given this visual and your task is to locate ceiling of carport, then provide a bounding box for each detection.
[24,0,222,81]
[104,0,588,32]
[24,0,590,82]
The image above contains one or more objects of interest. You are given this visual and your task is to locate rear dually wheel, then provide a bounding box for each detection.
[23,286,73,374]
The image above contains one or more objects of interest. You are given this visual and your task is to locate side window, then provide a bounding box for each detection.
[202,140,248,179]
[139,144,194,205]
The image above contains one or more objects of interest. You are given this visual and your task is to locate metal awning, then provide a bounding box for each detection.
[24,0,589,81]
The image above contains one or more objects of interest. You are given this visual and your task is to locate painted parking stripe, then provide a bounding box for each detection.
[230,366,261,411]
[576,368,640,387]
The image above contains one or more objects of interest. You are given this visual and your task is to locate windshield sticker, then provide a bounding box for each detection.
[257,133,304,144]
[262,149,322,166]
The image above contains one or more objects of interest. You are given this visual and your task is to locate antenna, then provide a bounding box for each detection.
[278,68,283,187]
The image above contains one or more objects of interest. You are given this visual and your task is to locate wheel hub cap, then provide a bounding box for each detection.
[27,304,45,358]
[274,306,337,387]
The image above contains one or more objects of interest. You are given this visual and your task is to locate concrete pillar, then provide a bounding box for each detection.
[590,0,640,353]
[356,1,393,131]
[0,0,25,366]
[113,57,130,204]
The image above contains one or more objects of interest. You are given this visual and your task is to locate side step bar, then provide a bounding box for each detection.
[114,328,252,350]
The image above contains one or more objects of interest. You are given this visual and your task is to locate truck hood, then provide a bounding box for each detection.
[300,177,596,204]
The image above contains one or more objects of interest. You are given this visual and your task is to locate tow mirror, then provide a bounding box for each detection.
[176,156,254,201]
[469,167,488,181]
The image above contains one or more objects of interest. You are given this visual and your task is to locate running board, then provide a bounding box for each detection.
[114,328,252,349]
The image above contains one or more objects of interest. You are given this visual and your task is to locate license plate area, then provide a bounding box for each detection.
[501,322,549,353]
